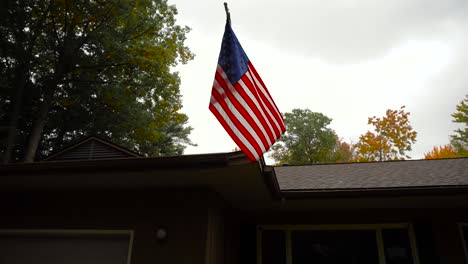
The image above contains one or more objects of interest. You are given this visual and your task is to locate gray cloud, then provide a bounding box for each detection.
[230,0,468,63]
[171,0,468,160]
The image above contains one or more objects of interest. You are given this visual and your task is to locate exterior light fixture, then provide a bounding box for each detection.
[155,227,168,242]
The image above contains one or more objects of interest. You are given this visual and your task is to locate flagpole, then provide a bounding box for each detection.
[224,2,231,25]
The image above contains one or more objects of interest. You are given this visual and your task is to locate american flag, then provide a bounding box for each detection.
[209,21,286,162]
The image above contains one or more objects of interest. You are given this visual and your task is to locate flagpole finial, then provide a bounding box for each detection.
[224,2,231,25]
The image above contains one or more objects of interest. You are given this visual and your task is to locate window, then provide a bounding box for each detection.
[261,230,286,264]
[460,223,468,263]
[382,229,414,264]
[291,229,379,264]
[0,229,133,264]
[258,224,419,264]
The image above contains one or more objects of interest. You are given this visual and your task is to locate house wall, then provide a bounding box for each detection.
[205,207,225,264]
[432,220,467,264]
[233,208,468,264]
[0,188,228,264]
[2,189,467,264]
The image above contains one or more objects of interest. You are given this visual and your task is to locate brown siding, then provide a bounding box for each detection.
[205,208,225,264]
[432,220,467,264]
[0,189,226,264]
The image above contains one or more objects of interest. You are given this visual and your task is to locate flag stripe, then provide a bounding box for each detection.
[209,96,260,160]
[246,67,285,135]
[215,67,274,146]
[210,84,266,155]
[247,62,285,133]
[242,71,283,138]
[209,101,259,161]
[234,75,277,144]
[239,73,281,140]
[212,77,270,152]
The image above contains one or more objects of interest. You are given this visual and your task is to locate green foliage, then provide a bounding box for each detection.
[354,106,417,162]
[450,95,468,156]
[270,109,339,165]
[1,0,194,161]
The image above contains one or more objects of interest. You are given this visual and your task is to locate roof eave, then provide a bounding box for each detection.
[280,185,468,199]
[0,151,251,174]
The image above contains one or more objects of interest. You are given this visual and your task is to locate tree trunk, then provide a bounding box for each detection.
[22,36,71,162]
[3,66,28,164]
[13,3,75,163]
[22,86,56,163]
[3,7,29,164]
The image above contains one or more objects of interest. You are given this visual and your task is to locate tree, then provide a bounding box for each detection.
[450,95,467,156]
[354,106,417,162]
[333,139,354,163]
[424,145,459,159]
[0,0,194,163]
[424,95,468,159]
[270,109,339,165]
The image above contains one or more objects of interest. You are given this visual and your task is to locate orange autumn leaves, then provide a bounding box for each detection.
[273,101,465,165]
[354,106,417,162]
[424,145,459,159]
[356,95,467,161]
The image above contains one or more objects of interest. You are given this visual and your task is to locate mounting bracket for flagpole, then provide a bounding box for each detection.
[224,2,231,25]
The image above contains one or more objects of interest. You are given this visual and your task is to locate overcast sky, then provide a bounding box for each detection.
[168,0,467,164]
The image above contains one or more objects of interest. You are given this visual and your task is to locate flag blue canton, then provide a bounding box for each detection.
[217,23,249,84]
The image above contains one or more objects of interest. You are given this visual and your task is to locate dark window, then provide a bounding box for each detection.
[262,230,286,264]
[462,226,468,244]
[291,230,379,264]
[412,223,438,264]
[240,224,257,264]
[382,229,414,264]
[462,226,468,257]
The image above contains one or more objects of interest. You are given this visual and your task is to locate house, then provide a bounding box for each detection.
[0,136,467,264]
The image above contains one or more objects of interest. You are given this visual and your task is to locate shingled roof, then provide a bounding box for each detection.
[274,158,468,191]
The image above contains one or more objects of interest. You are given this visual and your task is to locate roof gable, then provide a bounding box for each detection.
[44,136,141,161]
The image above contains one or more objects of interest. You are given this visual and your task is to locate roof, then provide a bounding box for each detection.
[274,158,468,192]
[43,136,141,161]
[1,151,467,209]
[0,151,275,209]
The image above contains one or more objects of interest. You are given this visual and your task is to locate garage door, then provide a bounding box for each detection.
[0,230,132,264]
